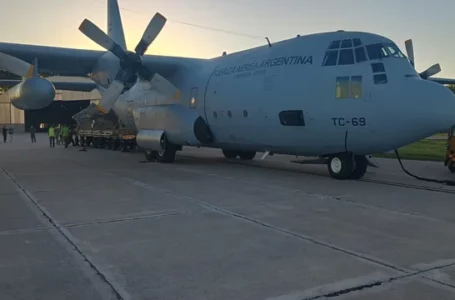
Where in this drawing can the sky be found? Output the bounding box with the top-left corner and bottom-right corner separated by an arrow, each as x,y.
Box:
1,0 -> 455,77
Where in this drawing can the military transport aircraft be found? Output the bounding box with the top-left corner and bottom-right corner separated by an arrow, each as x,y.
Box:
0,0 -> 454,180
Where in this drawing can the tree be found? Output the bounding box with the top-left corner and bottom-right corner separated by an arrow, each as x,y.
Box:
448,84 -> 455,94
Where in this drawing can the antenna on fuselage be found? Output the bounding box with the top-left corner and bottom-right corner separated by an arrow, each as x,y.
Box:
265,37 -> 272,47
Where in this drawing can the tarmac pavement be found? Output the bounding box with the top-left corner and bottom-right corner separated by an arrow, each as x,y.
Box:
1,133 -> 455,299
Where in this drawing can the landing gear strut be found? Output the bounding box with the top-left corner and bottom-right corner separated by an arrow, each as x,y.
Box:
327,153 -> 368,180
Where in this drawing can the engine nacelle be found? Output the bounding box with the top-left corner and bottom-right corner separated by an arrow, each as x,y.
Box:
8,77 -> 56,110
136,129 -> 166,152
134,104 -> 213,146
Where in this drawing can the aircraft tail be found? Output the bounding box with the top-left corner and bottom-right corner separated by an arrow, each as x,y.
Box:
107,0 -> 127,50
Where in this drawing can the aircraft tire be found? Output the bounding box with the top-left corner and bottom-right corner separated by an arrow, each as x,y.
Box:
238,151 -> 256,160
222,150 -> 238,159
327,153 -> 353,180
145,150 -> 157,161
348,155 -> 368,179
155,147 -> 177,163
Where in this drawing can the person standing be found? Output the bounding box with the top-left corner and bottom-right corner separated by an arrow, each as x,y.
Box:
30,126 -> 36,143
2,125 -> 7,143
8,126 -> 14,143
62,125 -> 70,148
48,125 -> 55,148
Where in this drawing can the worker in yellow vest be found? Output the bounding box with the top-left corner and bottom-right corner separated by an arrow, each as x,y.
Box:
48,125 -> 55,148
62,125 -> 70,148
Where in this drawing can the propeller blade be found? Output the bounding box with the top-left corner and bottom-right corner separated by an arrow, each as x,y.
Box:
0,52 -> 34,78
405,39 -> 415,67
79,19 -> 126,59
134,13 -> 167,56
149,73 -> 180,101
420,63 -> 441,79
96,80 -> 124,114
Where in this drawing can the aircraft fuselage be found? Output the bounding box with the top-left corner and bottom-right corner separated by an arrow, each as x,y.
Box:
93,30 -> 455,157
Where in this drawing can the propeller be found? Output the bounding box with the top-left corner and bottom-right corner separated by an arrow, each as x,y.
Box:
0,52 -> 35,78
404,39 -> 441,80
79,12 -> 170,114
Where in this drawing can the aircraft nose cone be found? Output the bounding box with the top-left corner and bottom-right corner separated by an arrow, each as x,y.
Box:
433,83 -> 455,128
417,80 -> 455,131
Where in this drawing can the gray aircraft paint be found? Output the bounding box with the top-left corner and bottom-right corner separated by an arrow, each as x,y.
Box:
0,1 -> 454,157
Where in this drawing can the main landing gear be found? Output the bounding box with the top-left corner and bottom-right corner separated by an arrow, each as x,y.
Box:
222,149 -> 256,160
144,138 -> 180,163
327,153 -> 368,180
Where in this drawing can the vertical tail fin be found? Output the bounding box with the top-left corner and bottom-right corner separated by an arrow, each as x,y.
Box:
107,0 -> 127,50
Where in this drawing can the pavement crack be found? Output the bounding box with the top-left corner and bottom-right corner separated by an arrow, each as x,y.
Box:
122,177 -> 409,274
65,212 -> 183,228
0,165 -> 130,300
0,226 -> 52,236
305,280 -> 384,299
173,165 -> 455,226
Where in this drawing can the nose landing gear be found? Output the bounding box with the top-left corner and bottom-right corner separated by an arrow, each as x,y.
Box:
327,153 -> 368,180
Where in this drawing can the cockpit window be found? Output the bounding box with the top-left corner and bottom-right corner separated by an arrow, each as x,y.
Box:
366,43 -> 389,60
354,47 -> 367,63
384,43 -> 405,58
338,49 -> 354,65
323,38 -> 405,66
323,51 -> 338,66
329,40 -> 341,49
323,38 -> 365,66
353,38 -> 362,47
341,39 -> 353,48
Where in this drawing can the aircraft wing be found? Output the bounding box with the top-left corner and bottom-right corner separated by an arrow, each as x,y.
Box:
0,42 -> 206,83
0,42 -> 103,77
0,79 -> 98,92
428,77 -> 455,85
141,55 -> 206,78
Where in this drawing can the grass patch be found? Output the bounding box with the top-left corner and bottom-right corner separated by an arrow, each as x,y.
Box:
374,139 -> 448,162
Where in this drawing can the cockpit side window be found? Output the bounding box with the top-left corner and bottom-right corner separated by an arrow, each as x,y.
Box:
366,43 -> 389,60
384,43 -> 405,58
354,47 -> 367,63
323,51 -> 338,66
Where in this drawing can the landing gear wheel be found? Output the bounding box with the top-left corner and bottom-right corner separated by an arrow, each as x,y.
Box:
145,150 -> 157,161
238,151 -> 256,160
448,161 -> 455,173
156,147 -> 176,163
154,136 -> 177,163
222,150 -> 238,159
348,155 -> 368,179
327,153 -> 353,180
